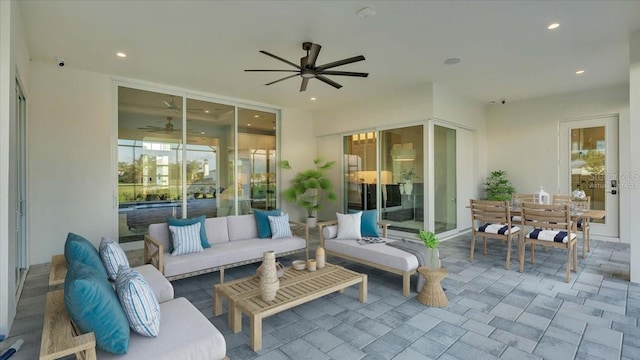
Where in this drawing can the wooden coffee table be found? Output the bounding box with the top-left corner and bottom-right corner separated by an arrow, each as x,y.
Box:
214,263 -> 367,351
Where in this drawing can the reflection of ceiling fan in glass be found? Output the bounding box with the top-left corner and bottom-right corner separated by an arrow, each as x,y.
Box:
138,117 -> 199,134
163,96 -> 204,113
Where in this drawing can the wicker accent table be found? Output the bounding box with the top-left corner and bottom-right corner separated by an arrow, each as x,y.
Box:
214,263 -> 367,351
416,267 -> 448,307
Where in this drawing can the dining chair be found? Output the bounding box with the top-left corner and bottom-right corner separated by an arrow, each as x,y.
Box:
553,194 -> 591,258
519,203 -> 577,282
510,193 -> 537,222
470,199 -> 522,270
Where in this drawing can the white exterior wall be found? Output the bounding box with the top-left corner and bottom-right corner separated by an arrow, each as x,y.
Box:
487,85 -> 630,246
0,0 -> 31,335
630,30 -> 640,283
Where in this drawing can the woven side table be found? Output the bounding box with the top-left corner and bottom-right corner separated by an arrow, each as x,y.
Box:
416,267 -> 448,307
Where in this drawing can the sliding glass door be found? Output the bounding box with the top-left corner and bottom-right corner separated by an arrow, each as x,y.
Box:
117,86 -> 278,243
433,125 -> 456,233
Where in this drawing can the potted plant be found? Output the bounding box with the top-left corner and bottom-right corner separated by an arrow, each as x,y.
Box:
278,158 -> 337,227
484,170 -> 515,201
417,230 -> 440,270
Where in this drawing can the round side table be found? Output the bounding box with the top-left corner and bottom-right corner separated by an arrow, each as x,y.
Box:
416,267 -> 448,307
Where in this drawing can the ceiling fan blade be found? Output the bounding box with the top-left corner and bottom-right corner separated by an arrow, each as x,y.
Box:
259,50 -> 301,69
300,55 -> 308,69
300,78 -> 309,92
265,74 -> 299,86
307,43 -> 321,68
318,70 -> 369,77
316,55 -> 365,71
244,69 -> 299,72
315,75 -> 342,89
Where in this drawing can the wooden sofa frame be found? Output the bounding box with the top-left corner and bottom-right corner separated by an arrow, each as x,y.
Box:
317,220 -> 417,296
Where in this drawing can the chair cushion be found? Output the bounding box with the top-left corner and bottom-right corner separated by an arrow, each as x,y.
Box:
64,232 -> 108,280
64,261 -> 130,354
116,267 -> 161,337
254,209 -> 281,238
322,225 -> 338,240
135,264 -> 174,303
99,237 -> 130,281
166,215 -> 210,253
169,222 -> 204,256
478,223 -> 520,235
336,212 -> 362,239
324,239 -> 419,272
268,213 -> 293,239
526,229 -> 576,243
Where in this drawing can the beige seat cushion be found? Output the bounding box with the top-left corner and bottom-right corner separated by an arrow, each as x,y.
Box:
97,297 -> 226,360
325,239 -> 419,272
135,264 -> 174,303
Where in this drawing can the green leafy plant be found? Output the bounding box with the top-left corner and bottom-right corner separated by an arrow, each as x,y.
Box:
278,158 -> 337,218
484,170 -> 515,201
400,168 -> 418,182
417,230 -> 439,249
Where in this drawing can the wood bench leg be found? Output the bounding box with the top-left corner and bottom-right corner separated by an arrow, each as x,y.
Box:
230,299 -> 241,333
213,285 -> 223,316
219,267 -> 225,284
359,275 -> 368,303
402,272 -> 410,297
250,314 -> 263,352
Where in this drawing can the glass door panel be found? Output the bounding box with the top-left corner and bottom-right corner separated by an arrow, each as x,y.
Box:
237,107 -> 277,215
185,99 -> 234,218
344,132 -> 377,212
380,126 -> 424,232
434,125 -> 457,233
117,87 -> 183,243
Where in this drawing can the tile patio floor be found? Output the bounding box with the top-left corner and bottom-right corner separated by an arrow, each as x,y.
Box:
5,233 -> 638,360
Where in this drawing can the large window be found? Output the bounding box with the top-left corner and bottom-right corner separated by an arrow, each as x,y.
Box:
117,86 -> 277,243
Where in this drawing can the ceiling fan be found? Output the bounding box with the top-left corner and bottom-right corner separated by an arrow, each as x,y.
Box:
138,117 -> 199,134
245,42 -> 368,91
162,96 -> 204,113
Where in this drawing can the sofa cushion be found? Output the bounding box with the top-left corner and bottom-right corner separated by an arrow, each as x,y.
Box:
336,212 -> 362,240
116,267 -> 161,337
254,209 -> 281,238
169,222 -> 204,256
204,217 -> 230,245
167,216 -> 210,253
268,213 -> 293,239
64,261 -> 130,354
64,232 -> 108,280
227,214 -> 258,241
162,237 -> 306,278
97,297 -> 227,360
360,209 -> 380,237
325,239 -> 419,272
135,264 -> 174,303
99,237 -> 130,281
322,225 -> 338,240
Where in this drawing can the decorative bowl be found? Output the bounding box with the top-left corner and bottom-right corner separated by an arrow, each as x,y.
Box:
292,260 -> 306,271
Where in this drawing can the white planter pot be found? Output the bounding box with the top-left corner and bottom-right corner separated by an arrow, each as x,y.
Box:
306,217 -> 317,228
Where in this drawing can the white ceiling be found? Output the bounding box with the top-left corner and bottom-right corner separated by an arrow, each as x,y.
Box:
19,1 -> 640,111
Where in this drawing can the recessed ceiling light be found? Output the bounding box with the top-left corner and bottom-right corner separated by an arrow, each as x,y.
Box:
201,132 -> 205,135
357,7 -> 376,18
254,115 -> 259,118
576,70 -> 585,75
116,52 -> 127,58
444,58 -> 461,65
310,97 -> 316,101
205,110 -> 210,114
547,23 -> 560,30
247,123 -> 252,127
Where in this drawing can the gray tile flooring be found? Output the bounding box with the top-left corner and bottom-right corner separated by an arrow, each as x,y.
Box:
4,233 -> 638,360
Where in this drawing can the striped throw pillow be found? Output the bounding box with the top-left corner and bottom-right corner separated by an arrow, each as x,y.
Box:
99,237 -> 130,281
268,213 -> 293,239
115,267 -> 160,337
169,222 -> 203,256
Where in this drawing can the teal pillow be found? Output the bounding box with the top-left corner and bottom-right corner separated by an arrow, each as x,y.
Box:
64,232 -> 108,279
254,209 -> 281,238
166,215 -> 210,253
64,262 -> 130,354
350,209 -> 379,237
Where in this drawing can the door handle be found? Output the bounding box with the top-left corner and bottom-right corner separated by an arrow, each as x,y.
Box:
606,190 -> 617,195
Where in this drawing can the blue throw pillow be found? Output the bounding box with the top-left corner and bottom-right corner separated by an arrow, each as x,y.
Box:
64,232 -> 108,280
166,215 -> 210,253
64,262 -> 130,354
254,209 -> 281,238
349,209 -> 379,237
